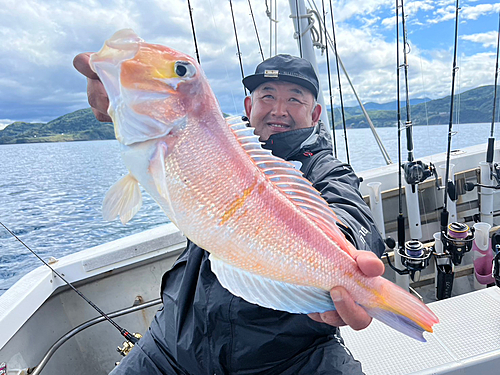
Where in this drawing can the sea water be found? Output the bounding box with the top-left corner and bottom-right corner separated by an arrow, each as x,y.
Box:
1,123 -> 498,293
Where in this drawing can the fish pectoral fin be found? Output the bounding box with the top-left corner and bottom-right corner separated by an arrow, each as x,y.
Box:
102,173 -> 143,224
149,141 -> 169,197
209,255 -> 336,314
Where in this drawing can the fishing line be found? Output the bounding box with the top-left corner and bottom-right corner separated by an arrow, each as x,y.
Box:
228,0 -> 247,97
206,0 -> 239,114
0,221 -> 139,345
247,0 -> 265,61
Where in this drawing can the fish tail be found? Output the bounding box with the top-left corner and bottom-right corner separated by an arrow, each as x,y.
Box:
362,277 -> 439,342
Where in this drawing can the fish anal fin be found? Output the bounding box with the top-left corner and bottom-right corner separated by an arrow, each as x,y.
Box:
209,254 -> 336,313
103,173 -> 142,224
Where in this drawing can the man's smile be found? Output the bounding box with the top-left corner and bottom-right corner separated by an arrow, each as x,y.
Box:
268,122 -> 291,130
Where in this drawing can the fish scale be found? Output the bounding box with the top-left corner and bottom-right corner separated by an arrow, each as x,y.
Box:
92,29 -> 439,342
164,117 -> 341,287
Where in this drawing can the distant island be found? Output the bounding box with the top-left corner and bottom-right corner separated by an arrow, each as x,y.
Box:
0,85 -> 498,144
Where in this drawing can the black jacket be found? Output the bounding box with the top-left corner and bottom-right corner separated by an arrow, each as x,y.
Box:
116,124 -> 384,375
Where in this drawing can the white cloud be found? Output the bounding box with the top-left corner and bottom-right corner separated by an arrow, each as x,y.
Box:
0,0 -> 500,128
461,3 -> 500,20
461,30 -> 498,47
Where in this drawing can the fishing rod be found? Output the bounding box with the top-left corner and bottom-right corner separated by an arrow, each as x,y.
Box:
384,0 -> 432,286
321,0 -> 337,157
186,0 -> 201,65
399,0 -> 436,197
441,0 -> 460,233
484,11 -> 500,192
305,0 -> 392,165
396,0 -> 404,263
435,0 -> 474,300
328,1 -> 349,164
247,0 -> 265,61
488,11 -> 500,165
0,221 -> 140,346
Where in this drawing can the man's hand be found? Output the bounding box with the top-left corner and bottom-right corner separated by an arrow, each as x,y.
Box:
308,250 -> 384,330
73,52 -> 112,123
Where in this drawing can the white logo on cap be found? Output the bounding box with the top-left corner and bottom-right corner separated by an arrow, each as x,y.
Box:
264,70 -> 279,78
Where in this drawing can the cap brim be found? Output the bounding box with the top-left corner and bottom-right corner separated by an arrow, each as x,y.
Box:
242,73 -> 318,99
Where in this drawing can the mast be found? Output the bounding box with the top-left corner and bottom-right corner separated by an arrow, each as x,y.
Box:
288,0 -> 331,131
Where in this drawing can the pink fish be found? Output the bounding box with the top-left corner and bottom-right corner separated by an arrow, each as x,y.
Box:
91,29 -> 438,341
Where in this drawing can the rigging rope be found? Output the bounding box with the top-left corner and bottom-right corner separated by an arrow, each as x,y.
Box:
321,0 -> 337,158
328,0 -> 349,163
228,0 -> 247,96
265,0 -> 278,56
248,0 -> 265,61
186,0 -> 201,64
306,0 -> 391,165
294,0 -> 303,57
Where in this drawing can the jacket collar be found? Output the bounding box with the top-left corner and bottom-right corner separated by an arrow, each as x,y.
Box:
262,122 -> 332,160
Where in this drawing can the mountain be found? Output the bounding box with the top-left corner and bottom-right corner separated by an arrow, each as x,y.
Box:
362,98 -> 431,111
0,109 -> 114,144
328,85 -> 498,129
1,85 -> 498,144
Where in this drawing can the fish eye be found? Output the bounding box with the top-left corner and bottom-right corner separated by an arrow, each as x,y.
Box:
175,61 -> 196,78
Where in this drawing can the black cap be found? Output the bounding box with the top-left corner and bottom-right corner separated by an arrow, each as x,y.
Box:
242,54 -> 319,99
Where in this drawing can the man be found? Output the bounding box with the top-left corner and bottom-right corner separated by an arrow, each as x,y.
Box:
74,52 -> 386,374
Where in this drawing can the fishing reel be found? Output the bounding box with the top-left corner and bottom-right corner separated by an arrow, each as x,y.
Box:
385,240 -> 432,282
117,333 -> 142,357
493,245 -> 500,288
402,160 -> 437,188
441,222 -> 475,265
399,240 -> 433,281
491,232 -> 500,288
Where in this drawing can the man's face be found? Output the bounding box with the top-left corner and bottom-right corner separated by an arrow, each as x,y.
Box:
244,81 -> 322,141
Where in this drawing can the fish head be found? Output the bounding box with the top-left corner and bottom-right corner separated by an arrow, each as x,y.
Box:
90,29 -> 209,146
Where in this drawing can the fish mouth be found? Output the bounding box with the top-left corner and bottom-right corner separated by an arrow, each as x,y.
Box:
90,29 -> 142,103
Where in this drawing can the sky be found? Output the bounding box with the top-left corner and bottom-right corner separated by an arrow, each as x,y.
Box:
1,0 -> 500,129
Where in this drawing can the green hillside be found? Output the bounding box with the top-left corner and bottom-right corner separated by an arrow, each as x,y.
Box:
329,85 -> 498,129
0,109 -> 114,144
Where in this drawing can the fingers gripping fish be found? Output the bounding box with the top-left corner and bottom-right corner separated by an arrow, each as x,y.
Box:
90,29 -> 438,342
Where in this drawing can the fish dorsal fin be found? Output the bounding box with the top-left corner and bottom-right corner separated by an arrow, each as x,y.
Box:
103,173 -> 142,224
210,254 -> 335,313
227,118 -> 351,255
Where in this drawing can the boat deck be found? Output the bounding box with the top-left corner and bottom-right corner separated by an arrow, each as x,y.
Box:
342,287 -> 500,374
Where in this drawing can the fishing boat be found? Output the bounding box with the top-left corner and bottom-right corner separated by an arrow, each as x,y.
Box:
1,1 -> 500,374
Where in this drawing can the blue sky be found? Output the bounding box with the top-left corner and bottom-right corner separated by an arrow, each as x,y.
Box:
1,0 -> 500,129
